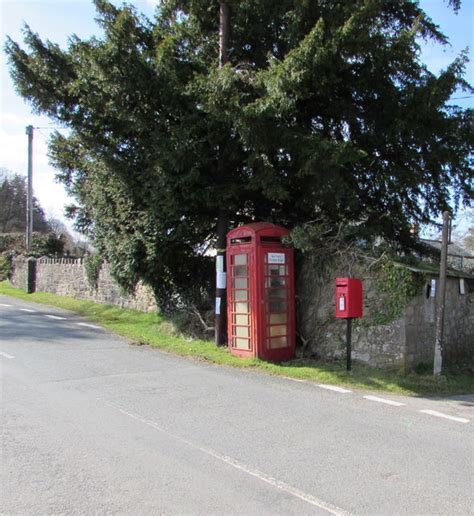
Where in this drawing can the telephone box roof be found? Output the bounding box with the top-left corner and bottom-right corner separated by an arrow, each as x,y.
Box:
227,222 -> 289,238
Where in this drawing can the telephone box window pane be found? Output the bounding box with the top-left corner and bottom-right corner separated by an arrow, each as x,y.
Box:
268,289 -> 286,299
235,326 -> 250,338
269,313 -> 287,324
268,336 -> 288,349
234,254 -> 247,265
235,337 -> 250,350
234,278 -> 248,289
234,290 -> 248,301
234,302 -> 249,313
269,325 -> 287,337
267,277 -> 286,288
233,265 -> 248,277
234,314 -> 249,325
269,301 -> 287,313
268,265 -> 287,276
268,265 -> 281,275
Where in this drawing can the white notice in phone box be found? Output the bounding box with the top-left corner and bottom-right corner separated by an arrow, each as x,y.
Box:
268,253 -> 285,264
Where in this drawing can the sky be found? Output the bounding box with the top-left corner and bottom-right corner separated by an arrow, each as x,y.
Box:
0,0 -> 473,238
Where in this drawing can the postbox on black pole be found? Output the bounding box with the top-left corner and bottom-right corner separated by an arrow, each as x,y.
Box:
335,278 -> 363,371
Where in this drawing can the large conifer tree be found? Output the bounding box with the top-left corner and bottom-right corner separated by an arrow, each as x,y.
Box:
5,0 -> 472,310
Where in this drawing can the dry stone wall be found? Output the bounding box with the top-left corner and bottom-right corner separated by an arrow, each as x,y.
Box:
297,256 -> 473,372
297,260 -> 409,371
10,256 -> 157,313
10,255 -> 472,371
9,256 -> 29,292
404,276 -> 474,369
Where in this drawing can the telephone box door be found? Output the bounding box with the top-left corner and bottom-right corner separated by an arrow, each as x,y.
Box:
261,250 -> 295,360
228,251 -> 253,354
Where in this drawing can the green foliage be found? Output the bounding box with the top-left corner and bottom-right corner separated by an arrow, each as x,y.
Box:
0,233 -> 24,253
0,169 -> 50,233
361,258 -> 425,326
0,255 -> 11,280
5,0 -> 473,312
0,232 -> 65,257
30,233 -> 65,257
84,253 -> 103,289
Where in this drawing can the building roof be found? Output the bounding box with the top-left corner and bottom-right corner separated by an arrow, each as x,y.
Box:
420,239 -> 474,258
394,261 -> 474,279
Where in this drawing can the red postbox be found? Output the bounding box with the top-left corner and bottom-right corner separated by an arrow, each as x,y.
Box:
226,223 -> 295,361
335,278 -> 363,319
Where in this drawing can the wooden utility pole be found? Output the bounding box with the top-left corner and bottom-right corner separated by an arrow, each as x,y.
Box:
26,125 -> 34,253
214,3 -> 230,346
433,210 -> 450,377
215,3 -> 230,346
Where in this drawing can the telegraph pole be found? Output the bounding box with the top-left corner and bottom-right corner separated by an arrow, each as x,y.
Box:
215,2 -> 230,346
433,210 -> 450,377
26,125 -> 34,253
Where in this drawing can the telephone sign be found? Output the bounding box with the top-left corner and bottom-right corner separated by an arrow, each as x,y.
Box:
268,253 -> 285,264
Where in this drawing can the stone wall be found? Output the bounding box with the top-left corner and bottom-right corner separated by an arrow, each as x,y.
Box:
297,259 -> 408,370
10,255 -> 473,371
298,257 -> 474,372
404,275 -> 474,369
10,256 -> 157,313
9,256 -> 29,292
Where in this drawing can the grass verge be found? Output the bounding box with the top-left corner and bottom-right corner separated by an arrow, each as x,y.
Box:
1,281 -> 472,396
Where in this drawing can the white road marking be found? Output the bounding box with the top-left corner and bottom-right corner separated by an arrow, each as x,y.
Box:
101,400 -> 349,515
420,410 -> 470,424
363,395 -> 405,407
77,322 -> 101,330
0,303 -> 12,307
45,315 -> 66,320
20,308 -> 36,313
0,350 -> 14,359
317,384 -> 352,394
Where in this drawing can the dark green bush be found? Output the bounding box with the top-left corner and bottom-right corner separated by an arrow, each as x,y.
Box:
0,255 -> 11,280
84,254 -> 103,289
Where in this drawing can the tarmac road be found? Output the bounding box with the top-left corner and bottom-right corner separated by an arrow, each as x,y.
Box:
1,294 -> 473,515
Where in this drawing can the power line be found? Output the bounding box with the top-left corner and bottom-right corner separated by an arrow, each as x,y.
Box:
450,95 -> 474,100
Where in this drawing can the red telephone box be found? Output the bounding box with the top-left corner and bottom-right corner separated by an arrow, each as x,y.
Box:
226,223 -> 295,361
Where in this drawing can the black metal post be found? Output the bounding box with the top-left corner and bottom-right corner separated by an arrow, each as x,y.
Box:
346,318 -> 352,371
27,257 -> 36,294
215,209 -> 228,346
